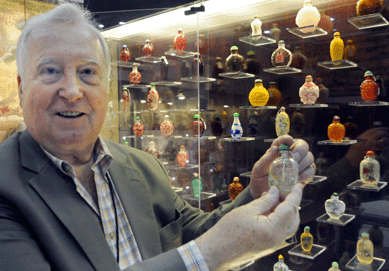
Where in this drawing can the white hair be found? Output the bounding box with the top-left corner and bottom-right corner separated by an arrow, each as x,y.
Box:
16,2 -> 111,82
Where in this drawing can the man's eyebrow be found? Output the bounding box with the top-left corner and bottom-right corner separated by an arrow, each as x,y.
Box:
36,58 -> 103,68
36,58 -> 61,67
81,59 -> 101,66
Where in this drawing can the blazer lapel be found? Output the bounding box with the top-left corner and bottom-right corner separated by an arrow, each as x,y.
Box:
20,131 -> 119,270
107,147 -> 163,260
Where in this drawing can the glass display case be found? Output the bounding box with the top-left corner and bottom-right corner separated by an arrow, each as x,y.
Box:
101,0 -> 389,269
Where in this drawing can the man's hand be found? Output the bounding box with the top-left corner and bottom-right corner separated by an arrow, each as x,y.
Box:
250,135 -> 314,199
196,183 -> 303,271
346,127 -> 389,168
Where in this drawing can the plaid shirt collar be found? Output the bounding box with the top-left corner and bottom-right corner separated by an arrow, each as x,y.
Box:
40,137 -> 113,179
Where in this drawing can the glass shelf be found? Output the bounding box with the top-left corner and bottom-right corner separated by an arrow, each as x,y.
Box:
219,198 -> 233,206
134,56 -> 162,63
164,50 -> 196,58
348,13 -> 389,30
239,105 -> 278,110
316,213 -> 355,226
288,25 -> 328,39
125,134 -> 219,141
220,137 -> 256,142
218,72 -> 255,79
122,84 -> 151,89
317,59 -> 358,70
188,109 -> 216,113
309,175 -> 327,185
152,81 -> 182,87
288,244 -> 326,259
348,101 -> 389,107
289,104 -> 328,108
171,186 -> 183,192
229,260 -> 255,271
264,138 -> 300,143
166,164 -> 199,170
157,108 -> 195,113
180,191 -> 217,201
112,61 -> 139,68
263,66 -> 302,75
239,171 -> 251,178
317,139 -> 357,145
181,76 -> 216,83
346,255 -> 386,271
238,35 -> 276,46
347,180 -> 388,192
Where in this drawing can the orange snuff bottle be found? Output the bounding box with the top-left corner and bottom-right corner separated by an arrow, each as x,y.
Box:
328,116 -> 345,143
360,71 -> 379,101
228,177 -> 244,200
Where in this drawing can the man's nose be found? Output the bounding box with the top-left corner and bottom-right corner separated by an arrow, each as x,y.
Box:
58,74 -> 83,102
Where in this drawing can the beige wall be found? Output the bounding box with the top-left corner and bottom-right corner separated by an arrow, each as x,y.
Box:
0,1 -> 119,143
0,0 -> 57,142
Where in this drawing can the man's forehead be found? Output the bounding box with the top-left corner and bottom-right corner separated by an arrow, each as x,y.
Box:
29,21 -> 97,42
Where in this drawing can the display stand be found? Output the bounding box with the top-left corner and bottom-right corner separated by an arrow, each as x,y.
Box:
152,81 -> 182,87
240,105 -> 278,110
317,59 -> 358,70
263,66 -> 302,75
288,244 -> 326,259
229,260 -> 255,271
347,180 -> 388,192
289,104 -> 328,108
112,61 -> 139,68
348,101 -> 389,107
308,175 -> 327,185
316,213 -> 355,226
348,13 -> 389,30
288,25 -> 328,38
220,137 -> 256,142
346,255 -> 386,271
317,139 -> 357,145
239,35 -> 276,46
264,138 -> 299,143
181,76 -> 216,83
171,186 -> 183,192
181,191 -> 216,201
164,50 -> 196,58
219,198 -> 233,205
134,56 -> 162,63
122,84 -> 151,89
218,72 -> 255,79
166,164 -> 199,170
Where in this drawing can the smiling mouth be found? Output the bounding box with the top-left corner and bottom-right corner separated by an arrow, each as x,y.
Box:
57,111 -> 85,118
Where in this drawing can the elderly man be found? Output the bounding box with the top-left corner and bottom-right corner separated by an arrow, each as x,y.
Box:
0,3 -> 314,271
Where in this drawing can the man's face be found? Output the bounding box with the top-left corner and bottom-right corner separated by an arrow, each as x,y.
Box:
18,22 -> 109,155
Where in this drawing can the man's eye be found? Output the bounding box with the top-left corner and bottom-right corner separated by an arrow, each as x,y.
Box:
81,68 -> 95,75
43,67 -> 59,74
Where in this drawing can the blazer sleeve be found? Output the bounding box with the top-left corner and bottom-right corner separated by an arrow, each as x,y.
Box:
123,248 -> 187,271
152,155 -> 254,243
0,196 -> 51,271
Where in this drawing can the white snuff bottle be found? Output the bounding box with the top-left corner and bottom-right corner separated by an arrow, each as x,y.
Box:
360,150 -> 380,186
251,16 -> 262,37
273,255 -> 289,271
295,0 -> 321,33
325,192 -> 345,220
230,112 -> 243,140
268,144 -> 299,197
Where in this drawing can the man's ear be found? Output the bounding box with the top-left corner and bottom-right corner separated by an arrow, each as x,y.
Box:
17,75 -> 23,106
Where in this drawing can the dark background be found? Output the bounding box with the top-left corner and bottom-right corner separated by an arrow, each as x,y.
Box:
83,0 -> 197,29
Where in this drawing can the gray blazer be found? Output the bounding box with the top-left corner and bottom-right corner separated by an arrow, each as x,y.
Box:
0,130 -> 253,270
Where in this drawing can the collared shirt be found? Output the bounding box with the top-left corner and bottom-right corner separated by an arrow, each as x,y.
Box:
42,138 -> 209,271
